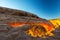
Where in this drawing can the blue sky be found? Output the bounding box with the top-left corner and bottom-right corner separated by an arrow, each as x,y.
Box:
0,0 -> 60,19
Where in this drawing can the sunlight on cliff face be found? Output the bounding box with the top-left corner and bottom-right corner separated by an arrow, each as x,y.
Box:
6,18 -> 60,38
26,22 -> 54,38
49,18 -> 60,28
6,22 -> 26,27
26,18 -> 60,38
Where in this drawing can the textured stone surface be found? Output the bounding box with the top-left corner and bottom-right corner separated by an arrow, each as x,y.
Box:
0,7 -> 59,40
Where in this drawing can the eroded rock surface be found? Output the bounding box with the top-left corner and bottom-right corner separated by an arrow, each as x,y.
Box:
0,7 -> 60,40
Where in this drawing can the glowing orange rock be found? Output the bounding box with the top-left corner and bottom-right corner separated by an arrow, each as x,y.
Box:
6,18 -> 60,38
6,21 -> 55,38
6,22 -> 26,27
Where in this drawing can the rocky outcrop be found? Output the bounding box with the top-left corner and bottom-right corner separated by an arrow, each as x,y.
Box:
0,7 -> 59,40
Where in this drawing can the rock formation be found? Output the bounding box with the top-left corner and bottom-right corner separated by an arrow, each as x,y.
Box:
0,7 -> 59,40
